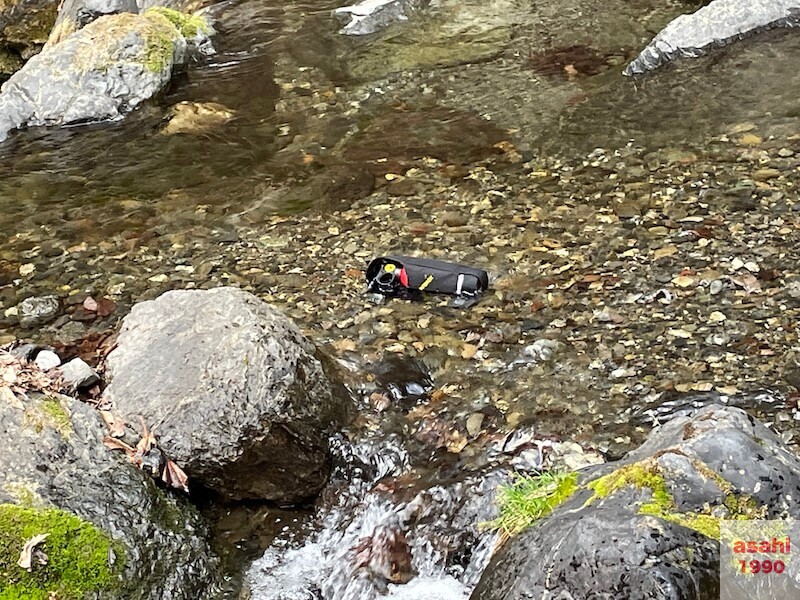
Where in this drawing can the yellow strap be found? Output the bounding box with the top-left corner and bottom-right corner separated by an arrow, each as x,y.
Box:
419,275 -> 434,291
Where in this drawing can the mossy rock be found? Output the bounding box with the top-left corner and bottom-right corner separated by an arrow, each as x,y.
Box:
474,404 -> 800,600
0,392 -> 223,599
22,396 -> 72,438
585,457 -> 765,540
0,504 -> 124,599
144,7 -> 211,40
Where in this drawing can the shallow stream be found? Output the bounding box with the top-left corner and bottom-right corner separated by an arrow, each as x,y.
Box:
2,0 -> 800,597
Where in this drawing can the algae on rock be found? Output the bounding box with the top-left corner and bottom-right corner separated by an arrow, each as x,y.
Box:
145,6 -> 211,39
585,457 -> 766,540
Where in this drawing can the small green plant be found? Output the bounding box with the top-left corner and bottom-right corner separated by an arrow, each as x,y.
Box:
486,471 -> 579,537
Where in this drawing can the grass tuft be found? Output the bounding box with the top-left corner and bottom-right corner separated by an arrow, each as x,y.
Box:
485,471 -> 578,537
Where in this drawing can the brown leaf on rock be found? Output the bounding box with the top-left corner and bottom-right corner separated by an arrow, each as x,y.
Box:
100,410 -> 126,438
162,459 -> 189,493
369,392 -> 391,412
102,436 -> 136,458
461,343 -> 478,359
17,534 -> 49,571
1,386 -> 24,410
136,419 -> 157,455
445,430 -> 469,453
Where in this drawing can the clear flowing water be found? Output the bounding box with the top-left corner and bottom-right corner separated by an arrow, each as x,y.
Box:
1,0 -> 799,255
2,0 -> 800,597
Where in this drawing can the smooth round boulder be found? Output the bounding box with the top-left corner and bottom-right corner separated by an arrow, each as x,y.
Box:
103,287 -> 352,502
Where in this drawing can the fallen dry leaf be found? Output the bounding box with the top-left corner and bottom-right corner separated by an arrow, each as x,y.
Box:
446,430 -> 469,453
730,273 -> 762,294
95,297 -> 117,318
333,339 -> 357,353
461,343 -> 478,359
103,436 -> 136,455
136,418 -> 156,456
100,410 -> 126,438
369,392 -> 391,412
18,533 -> 49,571
162,459 -> 189,493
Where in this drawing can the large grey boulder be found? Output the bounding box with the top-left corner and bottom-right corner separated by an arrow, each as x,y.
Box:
0,391 -> 223,599
103,287 -> 352,502
472,404 -> 800,600
625,0 -> 800,75
0,8 -> 212,142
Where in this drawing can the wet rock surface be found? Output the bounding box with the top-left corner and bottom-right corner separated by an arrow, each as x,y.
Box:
472,403 -> 800,600
626,0 -> 800,75
0,390 -> 224,599
333,0 -> 426,36
103,287 -> 353,502
46,0 -> 139,45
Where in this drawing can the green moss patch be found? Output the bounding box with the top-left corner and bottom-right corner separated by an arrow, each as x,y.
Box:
22,397 -> 72,439
586,457 -> 765,540
140,11 -> 179,74
145,7 -> 210,39
0,504 -> 124,599
486,471 -> 579,536
587,460 -> 672,507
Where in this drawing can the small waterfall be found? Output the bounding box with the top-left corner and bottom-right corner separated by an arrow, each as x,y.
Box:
244,434 -> 508,600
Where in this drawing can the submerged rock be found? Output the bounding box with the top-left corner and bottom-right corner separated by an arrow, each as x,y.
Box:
625,0 -> 800,75
0,8 -> 213,142
333,0 -> 425,36
472,404 -> 800,599
161,100 -> 236,135
17,295 -> 59,328
103,287 -> 352,502
0,392 -> 223,599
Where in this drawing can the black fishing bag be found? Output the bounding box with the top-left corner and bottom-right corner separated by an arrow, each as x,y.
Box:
365,256 -> 489,298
